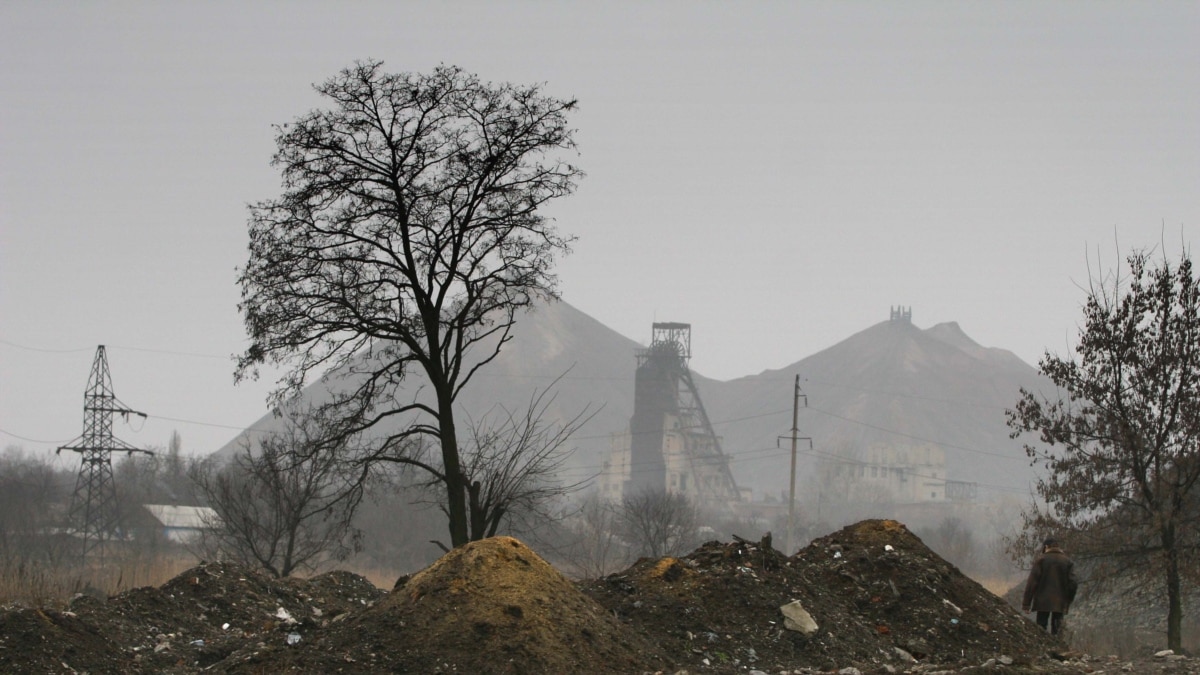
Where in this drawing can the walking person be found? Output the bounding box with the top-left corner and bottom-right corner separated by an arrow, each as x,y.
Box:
1021,537 -> 1078,636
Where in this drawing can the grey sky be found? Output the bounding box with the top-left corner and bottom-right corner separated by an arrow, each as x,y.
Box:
2,2 -> 1196,460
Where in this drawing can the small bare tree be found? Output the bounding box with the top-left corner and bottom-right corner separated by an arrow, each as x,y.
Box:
618,488 -> 699,559
0,447 -> 74,569
189,411 -> 364,577
416,381 -> 595,551
547,492 -> 629,578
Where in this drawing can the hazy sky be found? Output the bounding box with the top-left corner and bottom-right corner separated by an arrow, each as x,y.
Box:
2,2 -> 1196,461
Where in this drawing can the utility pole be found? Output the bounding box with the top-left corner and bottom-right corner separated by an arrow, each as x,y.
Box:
778,375 -> 811,556
58,345 -> 152,561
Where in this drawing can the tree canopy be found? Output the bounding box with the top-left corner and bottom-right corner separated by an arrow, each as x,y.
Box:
236,61 -> 583,548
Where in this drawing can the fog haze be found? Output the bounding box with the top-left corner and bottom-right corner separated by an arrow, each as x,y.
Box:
1,2 -> 1196,462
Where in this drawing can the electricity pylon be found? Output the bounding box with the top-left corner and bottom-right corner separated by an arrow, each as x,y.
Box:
57,345 -> 152,561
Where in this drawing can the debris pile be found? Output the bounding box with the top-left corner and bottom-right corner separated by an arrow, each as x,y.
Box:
2,520 -> 1196,674
0,561 -> 385,675
580,520 -> 1066,673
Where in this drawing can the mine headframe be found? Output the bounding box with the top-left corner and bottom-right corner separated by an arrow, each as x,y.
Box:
628,323 -> 741,507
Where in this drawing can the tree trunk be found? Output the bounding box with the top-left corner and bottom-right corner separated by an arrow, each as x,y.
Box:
467,480 -> 486,541
438,387 -> 469,548
1164,523 -> 1182,651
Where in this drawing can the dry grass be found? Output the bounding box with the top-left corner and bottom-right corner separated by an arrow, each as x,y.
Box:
323,563 -> 396,590
974,573 -> 1023,597
0,554 -> 196,608
1068,619 -> 1200,658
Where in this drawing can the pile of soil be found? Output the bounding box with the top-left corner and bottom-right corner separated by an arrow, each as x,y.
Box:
2,520 -> 1196,674
221,536 -> 669,673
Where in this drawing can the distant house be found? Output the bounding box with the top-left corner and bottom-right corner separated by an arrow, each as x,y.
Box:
142,504 -> 218,543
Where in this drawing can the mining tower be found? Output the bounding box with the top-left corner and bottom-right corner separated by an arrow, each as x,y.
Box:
605,322 -> 742,511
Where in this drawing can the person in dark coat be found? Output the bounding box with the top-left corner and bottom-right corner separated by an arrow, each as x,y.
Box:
1021,537 -> 1078,635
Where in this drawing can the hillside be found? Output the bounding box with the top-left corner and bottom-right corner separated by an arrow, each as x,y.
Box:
707,317 -> 1049,501
219,301 -> 1048,502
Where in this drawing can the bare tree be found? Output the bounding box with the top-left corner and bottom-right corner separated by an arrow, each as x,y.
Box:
542,492 -> 629,579
917,517 -> 977,573
0,447 -> 74,569
189,411 -> 363,577
235,61 -> 583,549
1007,247 -> 1200,651
460,384 -> 594,542
347,466 -> 447,574
618,488 -> 699,559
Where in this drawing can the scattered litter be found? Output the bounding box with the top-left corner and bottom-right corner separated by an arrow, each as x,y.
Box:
274,607 -> 297,624
5,520 -> 1138,674
780,600 -> 819,635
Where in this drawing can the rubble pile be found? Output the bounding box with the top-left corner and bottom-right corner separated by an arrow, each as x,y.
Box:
580,520 -> 1066,673
0,561 -> 386,674
1,520 -> 1196,674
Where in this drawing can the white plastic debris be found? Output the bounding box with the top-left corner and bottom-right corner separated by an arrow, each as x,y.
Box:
222,622 -> 230,630
190,639 -> 205,647
833,551 -> 842,559
287,632 -> 301,646
884,545 -> 894,552
780,600 -> 819,635
275,607 -> 297,625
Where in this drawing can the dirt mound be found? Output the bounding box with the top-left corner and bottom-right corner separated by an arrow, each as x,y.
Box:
221,536 -> 667,674
580,520 -> 1065,673
798,520 -> 1062,666
6,560 -> 386,674
0,606 -> 130,674
3,522 -> 1196,674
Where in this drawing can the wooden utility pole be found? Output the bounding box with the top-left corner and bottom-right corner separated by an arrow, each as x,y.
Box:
780,375 -> 810,556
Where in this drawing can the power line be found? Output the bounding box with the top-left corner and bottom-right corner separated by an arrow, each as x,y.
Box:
0,338 -> 93,354
550,441 -> 1031,496
0,428 -> 74,444
805,404 -> 1024,461
0,337 -> 235,360
2,336 -> 1034,412
145,413 -> 272,433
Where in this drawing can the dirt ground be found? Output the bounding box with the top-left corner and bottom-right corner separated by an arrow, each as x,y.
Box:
1,520 -> 1195,674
